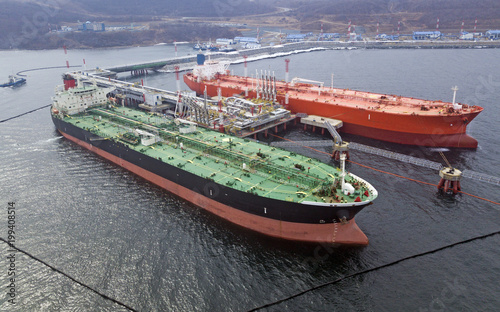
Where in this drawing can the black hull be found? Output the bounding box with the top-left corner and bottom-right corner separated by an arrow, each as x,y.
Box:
51,115 -> 369,225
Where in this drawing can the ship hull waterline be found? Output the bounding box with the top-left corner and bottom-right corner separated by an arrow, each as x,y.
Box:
52,115 -> 370,245
184,74 -> 481,148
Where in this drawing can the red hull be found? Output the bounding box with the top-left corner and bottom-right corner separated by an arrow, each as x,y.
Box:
184,73 -> 483,148
59,130 -> 369,246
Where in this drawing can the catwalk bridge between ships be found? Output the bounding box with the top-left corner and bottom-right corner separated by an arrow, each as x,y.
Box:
271,140 -> 500,186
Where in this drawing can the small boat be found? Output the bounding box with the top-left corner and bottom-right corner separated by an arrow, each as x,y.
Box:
193,42 -> 206,51
1,75 -> 26,87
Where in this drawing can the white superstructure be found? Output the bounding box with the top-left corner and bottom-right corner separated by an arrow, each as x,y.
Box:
192,60 -> 230,82
52,80 -> 115,115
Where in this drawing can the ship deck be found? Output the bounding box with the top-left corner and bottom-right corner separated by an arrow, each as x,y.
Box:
208,75 -> 482,116
59,106 -> 376,205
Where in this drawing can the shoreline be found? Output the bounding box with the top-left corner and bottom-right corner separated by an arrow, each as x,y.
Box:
340,40 -> 500,49
2,39 -> 500,53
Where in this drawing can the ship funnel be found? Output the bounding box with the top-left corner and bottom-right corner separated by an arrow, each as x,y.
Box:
63,74 -> 76,90
197,53 -> 206,65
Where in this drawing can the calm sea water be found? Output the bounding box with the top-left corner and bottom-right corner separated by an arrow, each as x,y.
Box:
1,45 -> 499,311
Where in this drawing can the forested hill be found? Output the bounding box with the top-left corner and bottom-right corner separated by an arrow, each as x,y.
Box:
2,0 -> 500,49
0,0 -> 274,49
79,0 -> 274,17
279,0 -> 500,33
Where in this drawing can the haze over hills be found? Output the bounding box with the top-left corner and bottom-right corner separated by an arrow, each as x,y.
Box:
281,0 -> 500,33
0,0 -> 271,49
80,0 -> 275,17
1,0 -> 499,49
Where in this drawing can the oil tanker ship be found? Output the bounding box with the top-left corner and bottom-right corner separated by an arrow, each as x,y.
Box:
50,76 -> 378,245
183,59 -> 483,148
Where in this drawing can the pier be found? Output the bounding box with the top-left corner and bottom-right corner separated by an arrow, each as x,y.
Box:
101,40 -> 500,77
71,71 -> 294,138
300,115 -> 343,135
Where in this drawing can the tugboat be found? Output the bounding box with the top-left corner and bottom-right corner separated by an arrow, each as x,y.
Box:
1,75 -> 26,87
193,41 -> 206,51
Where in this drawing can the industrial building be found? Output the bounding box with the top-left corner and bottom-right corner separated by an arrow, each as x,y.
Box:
78,21 -> 105,32
376,34 -> 399,41
286,34 -> 308,42
234,37 -> 260,44
319,33 -> 341,40
216,38 -> 236,45
413,31 -> 441,40
459,32 -> 474,40
486,30 -> 500,40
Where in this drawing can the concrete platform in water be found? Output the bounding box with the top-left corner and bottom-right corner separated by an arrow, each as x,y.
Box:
67,71 -> 296,139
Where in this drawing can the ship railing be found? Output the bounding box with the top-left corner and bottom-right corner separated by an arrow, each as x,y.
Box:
461,170 -> 500,185
167,133 -> 324,188
168,134 -> 249,165
91,108 -> 165,135
324,121 -> 342,144
87,108 -> 329,188
250,160 -> 322,188
348,142 -> 443,170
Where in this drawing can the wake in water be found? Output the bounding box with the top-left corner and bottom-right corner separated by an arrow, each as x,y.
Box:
27,136 -> 64,149
46,136 -> 63,142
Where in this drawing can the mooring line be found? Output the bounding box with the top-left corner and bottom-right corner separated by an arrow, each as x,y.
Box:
0,238 -> 138,312
270,134 -> 500,206
0,104 -> 52,123
16,65 -> 81,76
247,230 -> 500,311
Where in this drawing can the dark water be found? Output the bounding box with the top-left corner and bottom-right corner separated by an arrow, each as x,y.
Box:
1,46 -> 499,311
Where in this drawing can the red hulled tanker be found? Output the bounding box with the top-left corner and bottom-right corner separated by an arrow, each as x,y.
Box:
184,60 -> 483,148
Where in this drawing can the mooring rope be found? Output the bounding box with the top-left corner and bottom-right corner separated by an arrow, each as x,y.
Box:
0,104 -> 52,123
270,134 -> 500,206
247,230 -> 500,311
0,238 -> 138,312
16,65 -> 81,76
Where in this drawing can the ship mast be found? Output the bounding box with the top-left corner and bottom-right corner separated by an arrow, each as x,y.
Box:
340,153 -> 347,192
451,86 -> 462,110
340,153 -> 355,195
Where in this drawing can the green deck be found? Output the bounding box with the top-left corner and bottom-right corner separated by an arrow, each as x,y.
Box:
60,105 -> 376,204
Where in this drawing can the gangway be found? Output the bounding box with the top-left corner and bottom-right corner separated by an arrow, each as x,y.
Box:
324,121 -> 342,144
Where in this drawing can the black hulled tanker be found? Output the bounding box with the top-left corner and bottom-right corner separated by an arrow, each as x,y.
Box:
51,76 -> 377,245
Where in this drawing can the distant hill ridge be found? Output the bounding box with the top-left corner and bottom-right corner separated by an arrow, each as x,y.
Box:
1,0 -> 499,49
282,0 -> 500,33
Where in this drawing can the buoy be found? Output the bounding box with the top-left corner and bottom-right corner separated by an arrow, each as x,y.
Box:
333,141 -> 350,160
437,167 -> 462,194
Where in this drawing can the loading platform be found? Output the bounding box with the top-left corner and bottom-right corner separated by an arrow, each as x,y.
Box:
66,71 -> 294,139
300,115 -> 343,135
300,115 -> 343,129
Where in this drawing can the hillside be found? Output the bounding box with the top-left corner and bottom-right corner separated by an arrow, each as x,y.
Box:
274,0 -> 500,33
0,0 -> 273,49
1,0 -> 500,50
